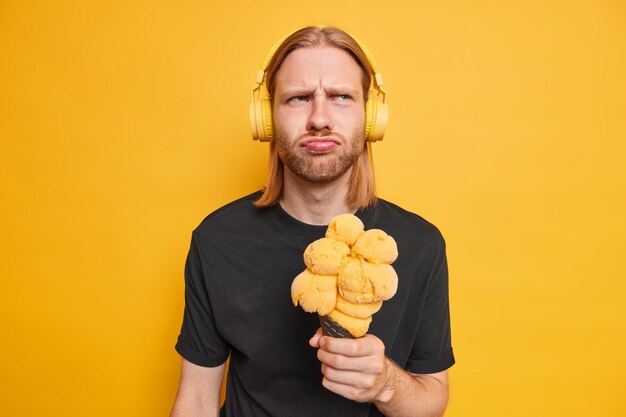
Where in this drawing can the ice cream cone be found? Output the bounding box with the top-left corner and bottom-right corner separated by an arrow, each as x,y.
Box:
293,214 -> 398,340
319,315 -> 355,339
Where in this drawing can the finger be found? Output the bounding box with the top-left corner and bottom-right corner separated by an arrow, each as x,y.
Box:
321,363 -> 378,389
317,349 -> 382,373
309,328 -> 323,348
320,377 -> 370,403
320,334 -> 384,357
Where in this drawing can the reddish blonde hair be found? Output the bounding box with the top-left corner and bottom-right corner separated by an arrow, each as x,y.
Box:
254,26 -> 378,210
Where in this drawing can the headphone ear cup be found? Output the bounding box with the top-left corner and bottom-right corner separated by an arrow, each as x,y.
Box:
370,101 -> 388,142
250,97 -> 274,142
250,100 -> 262,141
364,96 -> 387,142
260,98 -> 273,141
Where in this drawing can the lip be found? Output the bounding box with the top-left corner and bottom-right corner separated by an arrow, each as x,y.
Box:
299,137 -> 341,152
299,137 -> 341,147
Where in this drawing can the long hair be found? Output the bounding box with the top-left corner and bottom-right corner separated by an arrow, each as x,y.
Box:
254,26 -> 378,210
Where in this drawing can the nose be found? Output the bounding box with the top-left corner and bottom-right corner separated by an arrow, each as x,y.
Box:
306,96 -> 333,132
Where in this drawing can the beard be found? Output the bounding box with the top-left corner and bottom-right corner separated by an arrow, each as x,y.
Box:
274,127 -> 365,184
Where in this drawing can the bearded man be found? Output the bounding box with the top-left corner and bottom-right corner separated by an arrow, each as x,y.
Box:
171,26 -> 455,417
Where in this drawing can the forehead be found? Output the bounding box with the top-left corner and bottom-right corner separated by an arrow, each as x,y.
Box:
274,46 -> 364,92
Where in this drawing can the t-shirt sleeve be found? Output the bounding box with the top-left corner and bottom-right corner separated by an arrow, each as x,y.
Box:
175,232 -> 230,367
405,234 -> 455,374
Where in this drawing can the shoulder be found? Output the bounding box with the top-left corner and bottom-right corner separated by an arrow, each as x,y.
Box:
192,191 -> 268,239
364,198 -> 445,250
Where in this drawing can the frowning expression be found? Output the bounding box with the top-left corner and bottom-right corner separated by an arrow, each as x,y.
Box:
272,46 -> 366,183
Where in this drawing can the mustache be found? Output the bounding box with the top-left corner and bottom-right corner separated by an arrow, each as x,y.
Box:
297,129 -> 345,141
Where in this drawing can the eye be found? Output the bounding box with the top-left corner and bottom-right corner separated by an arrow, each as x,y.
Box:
289,96 -> 309,103
333,94 -> 351,101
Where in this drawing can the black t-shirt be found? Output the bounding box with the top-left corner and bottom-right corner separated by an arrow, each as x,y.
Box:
175,192 -> 455,417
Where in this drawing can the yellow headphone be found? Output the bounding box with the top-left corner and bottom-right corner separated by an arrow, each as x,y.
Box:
249,27 -> 388,143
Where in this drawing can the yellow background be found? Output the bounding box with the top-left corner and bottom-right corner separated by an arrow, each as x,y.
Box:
1,0 -> 624,416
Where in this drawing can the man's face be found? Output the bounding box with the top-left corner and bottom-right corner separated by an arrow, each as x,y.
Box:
272,46 -> 366,183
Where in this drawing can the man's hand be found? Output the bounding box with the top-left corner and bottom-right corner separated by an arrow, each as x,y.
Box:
309,329 -> 393,403
310,329 -> 450,417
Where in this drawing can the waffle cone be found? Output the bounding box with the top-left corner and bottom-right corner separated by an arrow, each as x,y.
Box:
319,315 -> 355,338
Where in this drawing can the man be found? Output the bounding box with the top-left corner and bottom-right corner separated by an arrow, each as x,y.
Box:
171,26 -> 454,417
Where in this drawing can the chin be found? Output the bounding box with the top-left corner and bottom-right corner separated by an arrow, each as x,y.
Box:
298,165 -> 350,184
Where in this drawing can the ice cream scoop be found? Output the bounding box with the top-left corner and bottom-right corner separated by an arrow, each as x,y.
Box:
337,257 -> 372,293
303,237 -> 350,275
325,213 -> 365,246
328,309 -> 372,338
335,296 -> 383,319
362,261 -> 398,301
291,270 -> 337,316
352,229 -> 398,264
291,213 -> 399,338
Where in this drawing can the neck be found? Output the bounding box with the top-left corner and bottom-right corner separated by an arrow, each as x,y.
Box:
279,167 -> 354,226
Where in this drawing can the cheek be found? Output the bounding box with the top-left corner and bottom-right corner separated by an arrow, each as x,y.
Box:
273,108 -> 302,133
342,105 -> 366,125
358,112 -> 366,129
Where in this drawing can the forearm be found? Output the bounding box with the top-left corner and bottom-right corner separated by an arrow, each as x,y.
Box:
170,359 -> 224,417
374,360 -> 449,417
170,396 -> 220,417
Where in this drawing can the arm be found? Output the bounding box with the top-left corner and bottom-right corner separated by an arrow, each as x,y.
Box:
375,362 -> 448,417
170,358 -> 225,417
310,331 -> 449,417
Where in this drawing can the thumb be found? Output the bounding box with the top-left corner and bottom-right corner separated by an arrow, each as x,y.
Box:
309,328 -> 323,347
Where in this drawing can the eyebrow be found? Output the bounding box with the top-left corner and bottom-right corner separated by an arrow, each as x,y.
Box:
277,85 -> 362,98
